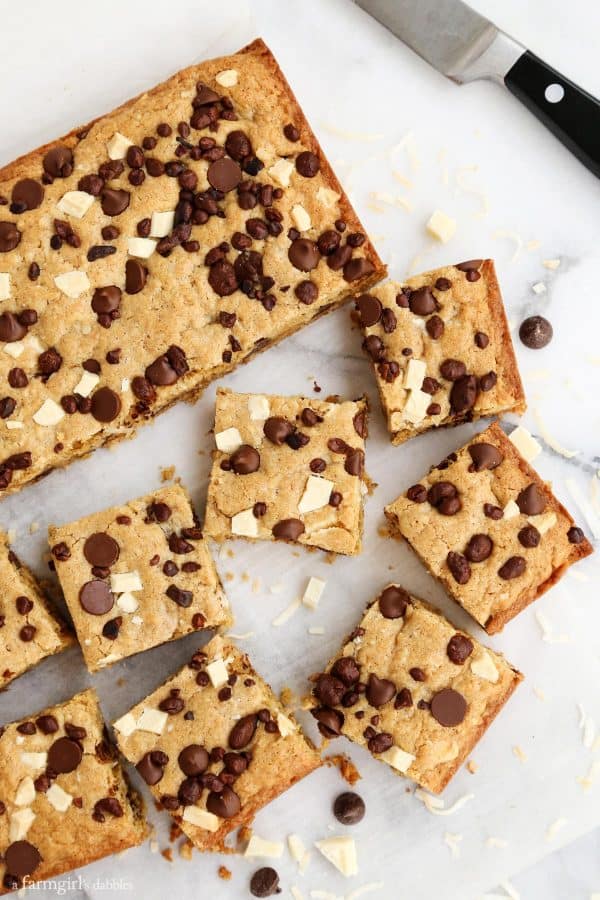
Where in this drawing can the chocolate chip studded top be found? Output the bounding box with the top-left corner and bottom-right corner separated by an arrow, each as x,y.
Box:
0,40 -> 384,499
356,261 -> 525,445
309,586 -> 522,794
113,635 -> 319,853
0,530 -> 71,690
204,387 -> 369,556
48,484 -> 230,672
0,688 -> 147,890
385,422 -> 593,634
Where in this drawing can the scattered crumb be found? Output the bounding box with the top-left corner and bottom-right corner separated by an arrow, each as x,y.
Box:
169,822 -> 182,842
241,571 -> 250,582
280,686 -> 295,708
324,753 -> 361,785
443,831 -> 462,858
160,465 -> 176,482
161,848 -> 173,863
225,572 -> 235,582
313,381 -> 322,393
543,258 -> 560,269
218,865 -> 232,880
533,409 -> 579,458
29,521 -> 39,535
251,578 -> 261,593
466,759 -> 478,774
116,677 -> 126,687
531,281 -> 546,295
308,626 -> 325,635
545,817 -> 568,841
533,687 -> 546,701
526,239 -> 541,251
513,745 -> 527,763
272,596 -> 302,627
179,839 -> 193,860
149,840 -> 159,854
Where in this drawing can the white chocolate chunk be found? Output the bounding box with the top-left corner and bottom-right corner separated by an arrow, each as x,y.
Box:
288,833 -> 308,865
245,834 -> 284,859
215,427 -> 243,453
14,776 -> 36,807
379,745 -> 415,773
9,808 -> 35,842
503,500 -> 521,520
315,836 -> 358,877
291,204 -> 312,231
54,270 -> 90,298
110,571 -> 142,593
509,426 -> 542,462
97,652 -> 120,668
276,712 -> 297,737
182,806 -> 220,831
117,591 -> 139,613
302,576 -> 325,610
150,210 -> 175,238
56,190 -> 95,219
20,752 -> 47,770
137,708 -> 168,735
107,131 -> 134,160
298,475 -> 334,514
471,651 -> 499,683
231,508 -> 259,538
131,615 -> 143,626
46,783 -> 73,812
26,334 -> 45,354
268,158 -> 295,188
73,370 -> 100,398
404,358 -> 426,391
6,421 -> 23,430
33,398 -> 64,427
113,712 -> 137,737
206,657 -> 229,689
3,341 -> 24,358
247,395 -> 270,420
402,388 -> 430,423
0,273 -> 10,301
316,186 -> 341,208
127,237 -> 156,259
426,209 -> 456,243
532,281 -> 546,295
530,511 -> 557,534
216,69 -> 238,87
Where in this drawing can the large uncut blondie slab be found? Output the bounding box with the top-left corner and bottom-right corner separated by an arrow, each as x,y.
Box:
114,635 -> 320,851
0,689 -> 147,893
203,387 -> 369,555
0,39 -> 384,497
48,484 -> 231,672
385,423 -> 593,633
309,585 -> 522,793
356,260 -> 525,444
0,532 -> 71,690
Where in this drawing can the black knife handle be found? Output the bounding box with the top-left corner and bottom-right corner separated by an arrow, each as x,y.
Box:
505,50 -> 600,178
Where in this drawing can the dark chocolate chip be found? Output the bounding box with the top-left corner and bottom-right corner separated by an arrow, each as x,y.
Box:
498,556 -> 526,579
468,442 -> 503,472
465,533 -> 493,562
519,316 -> 553,350
447,634 -> 473,665
447,551 -> 471,584
430,688 -> 467,727
516,483 -> 546,516
378,585 -> 409,618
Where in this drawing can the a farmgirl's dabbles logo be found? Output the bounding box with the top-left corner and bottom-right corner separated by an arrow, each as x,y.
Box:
23,873 -> 133,894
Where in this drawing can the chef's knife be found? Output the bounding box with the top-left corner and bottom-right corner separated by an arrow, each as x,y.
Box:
354,0 -> 600,178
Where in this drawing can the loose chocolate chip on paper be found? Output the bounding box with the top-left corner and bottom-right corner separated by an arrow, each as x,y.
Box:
250,867 -> 280,898
333,792 -> 365,825
519,315 -> 553,349
447,634 -> 473,665
430,688 -> 467,727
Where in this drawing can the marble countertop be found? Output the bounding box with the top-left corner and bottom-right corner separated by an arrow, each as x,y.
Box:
1,0 -> 599,897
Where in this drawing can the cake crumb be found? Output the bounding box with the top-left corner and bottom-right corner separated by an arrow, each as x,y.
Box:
466,759 -> 478,774
161,848 -> 173,863
179,839 -> 194,860
218,865 -> 232,880
325,753 -> 361,785
160,465 -> 176,482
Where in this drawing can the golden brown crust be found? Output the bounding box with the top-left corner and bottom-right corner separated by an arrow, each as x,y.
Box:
482,262 -> 526,418
0,38 -> 386,498
385,421 -> 594,633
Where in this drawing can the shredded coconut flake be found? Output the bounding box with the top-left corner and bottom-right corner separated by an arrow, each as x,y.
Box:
493,229 -> 523,262
414,789 -> 474,816
565,478 -> 600,539
272,597 -> 302,627
227,631 -> 255,640
543,258 -> 561,269
535,609 -> 571,644
532,410 -> 579,458
545,817 -> 568,841
443,832 -> 462,858
346,883 -> 385,900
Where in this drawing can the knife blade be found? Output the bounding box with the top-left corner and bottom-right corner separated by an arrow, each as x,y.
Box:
354,0 -> 600,178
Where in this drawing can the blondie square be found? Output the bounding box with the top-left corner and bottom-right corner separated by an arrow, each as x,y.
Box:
0,532 -> 71,690
114,635 -> 320,851
203,387 -> 369,555
48,484 -> 231,671
0,689 -> 147,893
385,423 -> 593,632
356,260 -> 525,444
309,585 -> 522,793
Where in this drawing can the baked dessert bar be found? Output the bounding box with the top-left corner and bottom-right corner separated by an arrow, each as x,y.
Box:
0,38 -> 385,498
385,423 -> 593,632
48,484 -> 231,672
0,531 -> 71,690
203,387 -> 369,555
114,635 -> 320,851
0,688 -> 147,893
356,260 -> 525,444
309,585 -> 522,793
